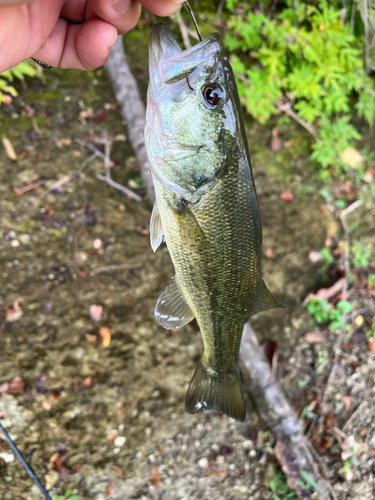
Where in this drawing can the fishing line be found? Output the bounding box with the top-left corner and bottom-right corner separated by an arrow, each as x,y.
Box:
0,421 -> 53,500
184,1 -> 202,42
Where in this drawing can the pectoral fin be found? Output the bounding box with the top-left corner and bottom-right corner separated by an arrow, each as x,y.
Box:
155,276 -> 194,329
150,203 -> 163,253
252,279 -> 284,316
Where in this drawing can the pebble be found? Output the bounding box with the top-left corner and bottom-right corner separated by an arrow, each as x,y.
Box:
0,452 -> 14,463
11,239 -> 20,247
242,439 -> 254,450
114,436 -> 126,447
198,457 -> 208,469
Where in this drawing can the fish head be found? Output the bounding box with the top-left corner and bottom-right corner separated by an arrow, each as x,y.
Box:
146,24 -> 241,199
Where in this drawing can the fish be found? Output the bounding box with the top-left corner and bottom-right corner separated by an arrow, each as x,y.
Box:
145,23 -> 282,422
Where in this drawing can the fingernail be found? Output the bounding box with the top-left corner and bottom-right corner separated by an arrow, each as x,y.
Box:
112,0 -> 131,14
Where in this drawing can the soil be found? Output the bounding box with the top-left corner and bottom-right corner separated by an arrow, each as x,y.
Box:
0,30 -> 374,500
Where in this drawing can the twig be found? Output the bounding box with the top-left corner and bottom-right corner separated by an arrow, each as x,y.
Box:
342,398 -> 367,431
319,200 -> 364,414
277,101 -> 318,139
350,1 -> 357,33
267,0 -> 280,18
216,0 -> 226,22
76,135 -> 142,202
234,72 -> 318,140
96,174 -> 142,202
0,422 -> 52,500
89,263 -> 142,276
74,138 -> 106,162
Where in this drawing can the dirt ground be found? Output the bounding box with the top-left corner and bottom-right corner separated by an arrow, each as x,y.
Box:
0,40 -> 375,500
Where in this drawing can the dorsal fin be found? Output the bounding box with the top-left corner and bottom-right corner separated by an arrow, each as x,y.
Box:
150,203 -> 163,253
155,276 -> 194,329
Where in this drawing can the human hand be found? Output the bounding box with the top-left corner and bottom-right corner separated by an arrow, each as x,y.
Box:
0,0 -> 184,73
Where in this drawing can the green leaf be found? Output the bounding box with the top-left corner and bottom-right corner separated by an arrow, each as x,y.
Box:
336,300 -> 352,313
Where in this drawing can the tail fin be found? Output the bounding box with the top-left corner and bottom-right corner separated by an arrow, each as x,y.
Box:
185,362 -> 246,422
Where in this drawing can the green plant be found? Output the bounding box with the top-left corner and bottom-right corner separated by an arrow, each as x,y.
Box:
224,0 -> 375,177
305,298 -> 351,331
52,491 -> 79,500
352,240 -> 370,267
270,470 -> 298,500
0,61 -> 37,104
368,274 -> 375,288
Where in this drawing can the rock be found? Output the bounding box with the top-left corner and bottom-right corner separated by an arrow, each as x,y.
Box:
0,395 -> 33,439
0,452 -> 14,463
114,436 -> 126,447
198,457 -> 208,469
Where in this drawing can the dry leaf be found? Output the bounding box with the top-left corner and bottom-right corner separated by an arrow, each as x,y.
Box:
367,338 -> 375,352
77,109 -> 94,122
56,138 -> 72,149
341,148 -> 363,167
105,480 -> 115,498
354,315 -> 364,327
279,191 -> 293,203
363,168 -> 373,183
304,332 -> 325,343
341,396 -> 351,408
89,304 -> 103,322
265,248 -> 274,259
13,183 -> 38,196
150,468 -> 160,486
6,298 -> 23,322
303,277 -> 345,304
1,135 -> 17,161
308,251 -> 321,263
42,400 -> 51,411
111,465 -> 123,477
85,334 -> 97,343
99,327 -> 111,347
7,376 -> 25,395
271,128 -> 282,152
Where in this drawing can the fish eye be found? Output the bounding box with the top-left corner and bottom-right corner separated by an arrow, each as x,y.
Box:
202,84 -> 222,106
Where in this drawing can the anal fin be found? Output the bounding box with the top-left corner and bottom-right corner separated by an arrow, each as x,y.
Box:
155,276 -> 194,329
185,362 -> 246,422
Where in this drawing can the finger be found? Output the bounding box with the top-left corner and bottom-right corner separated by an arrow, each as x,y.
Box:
85,0 -> 142,35
139,0 -> 185,16
32,17 -> 117,70
60,0 -> 87,23
0,0 -> 37,6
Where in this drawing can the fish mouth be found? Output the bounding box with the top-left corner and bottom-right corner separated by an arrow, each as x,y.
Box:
150,23 -> 181,63
149,23 -> 222,86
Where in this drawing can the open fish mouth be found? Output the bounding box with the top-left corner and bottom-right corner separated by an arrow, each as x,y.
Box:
149,23 -> 222,87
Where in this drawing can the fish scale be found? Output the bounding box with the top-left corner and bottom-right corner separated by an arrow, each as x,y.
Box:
145,24 -> 282,421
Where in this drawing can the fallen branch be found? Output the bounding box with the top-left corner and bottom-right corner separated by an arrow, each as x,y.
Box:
104,37 -> 155,204
89,263 -> 142,276
240,324 -> 331,500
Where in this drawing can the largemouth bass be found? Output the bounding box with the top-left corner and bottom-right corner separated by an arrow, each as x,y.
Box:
145,24 -> 282,422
